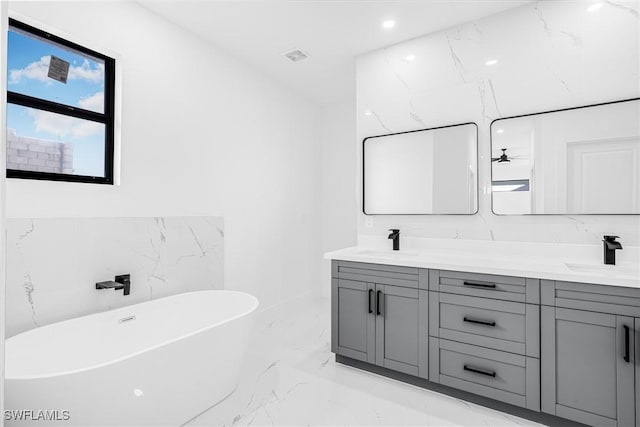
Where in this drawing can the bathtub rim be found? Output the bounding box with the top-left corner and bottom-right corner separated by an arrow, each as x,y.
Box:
5,290 -> 259,380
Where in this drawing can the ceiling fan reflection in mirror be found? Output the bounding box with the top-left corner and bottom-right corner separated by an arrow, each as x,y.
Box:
491,148 -> 527,163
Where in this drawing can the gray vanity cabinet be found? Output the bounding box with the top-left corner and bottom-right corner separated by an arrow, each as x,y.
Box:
333,278 -> 376,363
429,337 -> 540,411
428,269 -> 541,412
375,284 -> 421,376
331,260 -> 640,427
541,281 -> 640,427
541,307 -> 635,427
331,261 -> 428,378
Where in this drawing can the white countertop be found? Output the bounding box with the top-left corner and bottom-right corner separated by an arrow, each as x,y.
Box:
324,239 -> 640,289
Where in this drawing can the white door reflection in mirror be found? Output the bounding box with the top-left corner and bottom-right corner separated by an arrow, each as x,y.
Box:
491,98 -> 640,215
364,123 -> 478,215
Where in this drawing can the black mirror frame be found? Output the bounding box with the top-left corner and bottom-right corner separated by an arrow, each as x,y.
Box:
490,97 -> 640,216
362,122 -> 479,216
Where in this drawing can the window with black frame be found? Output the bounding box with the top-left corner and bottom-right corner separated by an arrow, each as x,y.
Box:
6,18 -> 115,184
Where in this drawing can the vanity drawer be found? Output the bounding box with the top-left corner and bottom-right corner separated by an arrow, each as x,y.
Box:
429,293 -> 539,357
541,280 -> 640,316
429,270 -> 539,304
333,260 -> 421,289
429,338 -> 540,411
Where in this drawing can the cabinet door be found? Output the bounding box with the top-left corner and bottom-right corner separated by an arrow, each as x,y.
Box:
541,306 -> 635,427
332,278 -> 375,363
375,284 -> 420,376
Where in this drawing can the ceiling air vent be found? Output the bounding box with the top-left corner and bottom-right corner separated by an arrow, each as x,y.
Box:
283,49 -> 309,63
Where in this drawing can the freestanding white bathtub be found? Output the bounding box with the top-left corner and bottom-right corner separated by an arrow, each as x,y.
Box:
5,290 -> 259,426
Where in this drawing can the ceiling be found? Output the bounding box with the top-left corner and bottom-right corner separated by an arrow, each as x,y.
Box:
141,0 -> 530,107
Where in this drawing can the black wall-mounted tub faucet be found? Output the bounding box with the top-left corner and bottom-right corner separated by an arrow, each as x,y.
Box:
388,229 -> 400,251
96,274 -> 131,295
603,236 -> 622,265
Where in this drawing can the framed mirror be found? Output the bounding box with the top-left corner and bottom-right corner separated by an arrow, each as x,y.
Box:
363,123 -> 478,215
491,98 -> 640,215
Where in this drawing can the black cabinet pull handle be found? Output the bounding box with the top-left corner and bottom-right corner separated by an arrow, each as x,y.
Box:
377,290 -> 382,316
464,317 -> 496,327
464,365 -> 496,378
623,325 -> 630,363
463,281 -> 496,289
368,289 -> 373,314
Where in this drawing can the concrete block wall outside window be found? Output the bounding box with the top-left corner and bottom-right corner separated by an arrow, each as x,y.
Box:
6,129 -> 73,174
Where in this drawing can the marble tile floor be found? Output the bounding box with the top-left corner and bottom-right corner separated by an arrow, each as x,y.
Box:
184,295 -> 543,427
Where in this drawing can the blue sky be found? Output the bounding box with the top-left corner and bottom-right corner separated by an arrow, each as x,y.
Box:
6,28 -> 107,177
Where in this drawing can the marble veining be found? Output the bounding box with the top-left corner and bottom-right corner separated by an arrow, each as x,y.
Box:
534,2 -> 583,46
5,216 -> 224,337
183,296 -> 542,427
357,0 -> 640,246
446,33 -> 467,84
603,0 -> 640,19
370,110 -> 391,133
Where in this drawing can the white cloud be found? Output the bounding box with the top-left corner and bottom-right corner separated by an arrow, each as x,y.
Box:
69,59 -> 104,83
9,56 -> 104,85
27,109 -> 103,140
9,56 -> 50,84
78,91 -> 104,113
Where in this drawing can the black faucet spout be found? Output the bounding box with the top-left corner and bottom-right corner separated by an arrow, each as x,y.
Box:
96,274 -> 131,295
388,229 -> 400,251
603,236 -> 622,265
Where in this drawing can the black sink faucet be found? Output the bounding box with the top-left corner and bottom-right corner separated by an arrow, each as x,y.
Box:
388,229 -> 400,251
96,274 -> 131,295
603,236 -> 622,265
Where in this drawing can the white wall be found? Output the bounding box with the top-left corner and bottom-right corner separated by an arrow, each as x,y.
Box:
0,0 -> 7,424
357,1 -> 640,246
6,1 -> 321,309
320,100 -> 357,297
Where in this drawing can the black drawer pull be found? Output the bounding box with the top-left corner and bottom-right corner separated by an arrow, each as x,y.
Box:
376,290 -> 382,316
463,281 -> 496,289
464,365 -> 496,378
623,325 -> 630,363
464,317 -> 496,327
368,289 -> 373,314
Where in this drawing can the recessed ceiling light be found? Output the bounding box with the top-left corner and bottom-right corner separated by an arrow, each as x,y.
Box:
485,59 -> 498,66
587,2 -> 603,12
364,109 -> 373,116
405,54 -> 416,62
382,20 -> 395,30
496,129 -> 505,134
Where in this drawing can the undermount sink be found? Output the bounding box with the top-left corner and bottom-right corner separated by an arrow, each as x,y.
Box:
355,248 -> 420,258
564,262 -> 640,279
